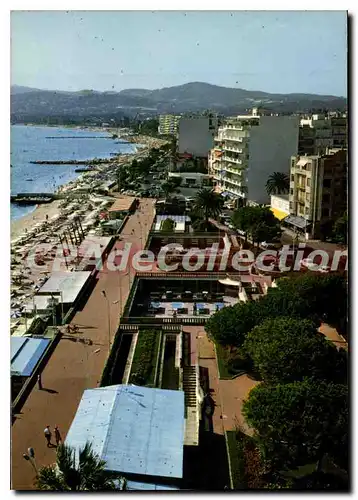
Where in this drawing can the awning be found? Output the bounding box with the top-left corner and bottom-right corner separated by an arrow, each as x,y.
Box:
219,278 -> 242,287
271,207 -> 289,221
282,215 -> 307,229
297,159 -> 308,167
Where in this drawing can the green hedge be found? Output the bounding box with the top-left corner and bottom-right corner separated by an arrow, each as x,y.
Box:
226,431 -> 247,489
215,343 -> 249,380
129,330 -> 161,386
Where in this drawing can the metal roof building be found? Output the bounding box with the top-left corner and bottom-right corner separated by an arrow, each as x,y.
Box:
36,271 -> 92,304
65,385 -> 185,483
25,271 -> 92,313
11,337 -> 50,377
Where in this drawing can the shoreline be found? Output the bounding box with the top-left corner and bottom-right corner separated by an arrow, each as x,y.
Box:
11,200 -> 62,242
11,127 -> 167,239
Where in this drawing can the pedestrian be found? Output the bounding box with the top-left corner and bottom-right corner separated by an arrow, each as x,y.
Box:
54,425 -> 62,446
37,373 -> 42,390
44,425 -> 52,447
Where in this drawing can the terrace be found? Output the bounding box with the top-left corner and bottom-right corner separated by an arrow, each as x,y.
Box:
127,278 -> 241,322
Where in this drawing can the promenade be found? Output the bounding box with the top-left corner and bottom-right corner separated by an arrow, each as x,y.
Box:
11,199 -> 155,490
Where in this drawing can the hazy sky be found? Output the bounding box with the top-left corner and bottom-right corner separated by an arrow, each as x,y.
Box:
11,11 -> 347,96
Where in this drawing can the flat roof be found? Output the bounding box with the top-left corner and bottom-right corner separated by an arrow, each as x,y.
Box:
65,385 -> 185,479
11,337 -> 50,377
36,271 -> 92,304
108,197 -> 135,212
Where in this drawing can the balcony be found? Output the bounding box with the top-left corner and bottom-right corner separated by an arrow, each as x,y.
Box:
222,156 -> 243,165
226,124 -> 244,131
224,177 -> 241,187
223,145 -> 244,154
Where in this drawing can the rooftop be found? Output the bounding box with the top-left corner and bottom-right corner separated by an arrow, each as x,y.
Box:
65,385 -> 185,480
108,197 -> 136,212
11,337 -> 50,377
36,271 -> 92,304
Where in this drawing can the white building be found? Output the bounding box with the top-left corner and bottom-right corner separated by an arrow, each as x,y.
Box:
270,194 -> 290,221
209,109 -> 299,205
178,116 -> 218,158
299,113 -> 347,155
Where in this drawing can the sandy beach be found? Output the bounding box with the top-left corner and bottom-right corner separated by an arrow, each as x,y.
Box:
11,200 -> 62,242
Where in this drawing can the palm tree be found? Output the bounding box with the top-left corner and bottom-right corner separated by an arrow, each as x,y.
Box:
36,442 -> 126,491
194,188 -> 224,222
161,180 -> 179,199
266,172 -> 290,195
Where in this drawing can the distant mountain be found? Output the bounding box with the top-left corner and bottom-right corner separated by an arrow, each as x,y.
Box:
11,85 -> 45,95
11,82 -> 347,122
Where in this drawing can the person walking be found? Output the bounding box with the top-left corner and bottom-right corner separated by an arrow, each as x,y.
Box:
44,425 -> 52,447
54,425 -> 62,446
37,374 -> 42,390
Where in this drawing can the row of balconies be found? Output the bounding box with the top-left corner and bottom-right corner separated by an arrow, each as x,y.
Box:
222,156 -> 243,165
224,177 -> 242,187
222,145 -> 244,154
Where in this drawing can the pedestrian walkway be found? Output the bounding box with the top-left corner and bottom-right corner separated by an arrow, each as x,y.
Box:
11,199 -> 155,490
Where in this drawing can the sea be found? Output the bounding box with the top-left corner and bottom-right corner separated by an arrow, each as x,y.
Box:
11,125 -> 137,221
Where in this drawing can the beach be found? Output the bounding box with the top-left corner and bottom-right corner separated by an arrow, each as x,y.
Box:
10,130 -> 168,244
11,200 -> 62,242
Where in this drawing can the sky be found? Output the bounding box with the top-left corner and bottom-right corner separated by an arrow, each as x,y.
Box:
11,10 -> 347,96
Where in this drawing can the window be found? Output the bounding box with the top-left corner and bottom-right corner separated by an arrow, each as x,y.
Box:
323,179 -> 331,188
305,207 -> 310,215
322,208 -> 330,217
290,188 -> 294,195
322,194 -> 331,203
289,202 -> 294,210
306,163 -> 311,171
307,178 -> 311,187
306,193 -> 310,201
291,174 -> 294,182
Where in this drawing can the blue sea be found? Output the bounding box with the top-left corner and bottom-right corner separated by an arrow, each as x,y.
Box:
11,125 -> 136,220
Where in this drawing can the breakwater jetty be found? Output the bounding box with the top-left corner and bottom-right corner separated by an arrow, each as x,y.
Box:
45,136 -> 113,139
30,158 -> 111,165
11,193 -> 56,205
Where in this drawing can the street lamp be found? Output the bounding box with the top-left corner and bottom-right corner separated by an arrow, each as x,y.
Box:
101,290 -> 111,353
23,447 -> 38,476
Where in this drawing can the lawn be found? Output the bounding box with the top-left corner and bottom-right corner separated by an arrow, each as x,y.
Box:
128,329 -> 161,387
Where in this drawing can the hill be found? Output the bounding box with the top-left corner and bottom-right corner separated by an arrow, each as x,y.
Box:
11,82 -> 347,123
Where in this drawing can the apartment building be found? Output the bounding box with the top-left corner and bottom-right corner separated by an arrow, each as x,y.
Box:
289,149 -> 347,238
299,113 -> 347,155
178,116 -> 218,158
209,108 -> 299,205
158,114 -> 180,136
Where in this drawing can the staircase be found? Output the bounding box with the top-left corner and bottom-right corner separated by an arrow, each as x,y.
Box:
183,366 -> 197,407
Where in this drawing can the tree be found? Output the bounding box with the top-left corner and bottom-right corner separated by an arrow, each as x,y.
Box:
116,168 -> 129,191
205,302 -> 259,348
333,212 -> 348,245
243,317 -> 347,384
37,442 -> 126,491
275,274 -> 348,328
161,218 -> 175,232
193,188 -> 224,222
161,180 -> 179,199
231,206 -> 281,245
243,379 -> 348,472
266,172 -> 290,195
